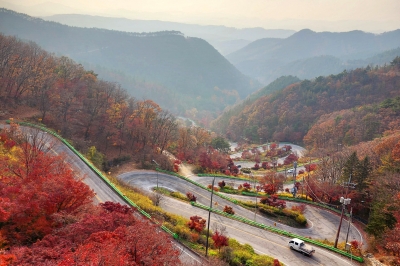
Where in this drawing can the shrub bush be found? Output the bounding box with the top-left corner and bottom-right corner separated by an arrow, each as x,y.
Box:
186,192 -> 197,202
291,204 -> 306,214
295,214 -> 307,225
223,205 -> 235,215
170,191 -> 188,201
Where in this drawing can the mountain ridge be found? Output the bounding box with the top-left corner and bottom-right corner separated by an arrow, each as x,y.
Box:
0,8 -> 260,120
227,28 -> 400,84
42,13 -> 296,55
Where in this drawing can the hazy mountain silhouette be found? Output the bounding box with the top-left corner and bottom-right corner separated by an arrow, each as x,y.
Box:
0,8 -> 261,117
227,28 -> 400,84
42,14 -> 295,55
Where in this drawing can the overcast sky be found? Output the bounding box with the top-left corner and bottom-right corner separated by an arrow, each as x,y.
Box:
4,0 -> 400,32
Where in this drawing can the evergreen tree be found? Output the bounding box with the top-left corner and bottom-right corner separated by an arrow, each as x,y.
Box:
211,136 -> 230,154
356,156 -> 372,192
366,197 -> 397,238
341,152 -> 359,184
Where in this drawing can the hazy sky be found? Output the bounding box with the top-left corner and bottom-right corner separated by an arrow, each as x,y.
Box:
4,0 -> 400,32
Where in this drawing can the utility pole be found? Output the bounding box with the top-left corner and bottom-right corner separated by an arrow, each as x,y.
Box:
334,174 -> 352,248
205,176 -> 216,257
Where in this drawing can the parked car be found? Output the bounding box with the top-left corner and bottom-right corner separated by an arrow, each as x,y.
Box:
287,169 -> 294,173
288,238 -> 315,256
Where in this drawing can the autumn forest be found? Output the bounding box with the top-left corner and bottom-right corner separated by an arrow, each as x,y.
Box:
1,13 -> 400,265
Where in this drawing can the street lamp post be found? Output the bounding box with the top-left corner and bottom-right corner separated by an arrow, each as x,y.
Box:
345,207 -> 353,244
152,160 -> 159,189
205,176 -> 216,257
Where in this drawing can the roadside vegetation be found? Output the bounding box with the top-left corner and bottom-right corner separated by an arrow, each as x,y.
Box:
0,126 -> 181,265
106,174 -> 283,265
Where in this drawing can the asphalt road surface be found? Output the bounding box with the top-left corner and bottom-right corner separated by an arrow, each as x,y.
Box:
119,171 -> 361,266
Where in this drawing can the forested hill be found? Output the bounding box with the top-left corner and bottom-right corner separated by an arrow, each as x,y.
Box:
210,75 -> 300,136
213,59 -> 400,145
227,28 -> 400,85
0,8 -> 259,119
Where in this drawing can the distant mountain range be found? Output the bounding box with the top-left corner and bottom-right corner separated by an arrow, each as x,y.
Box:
41,14 -> 295,55
227,29 -> 400,84
0,8 -> 261,118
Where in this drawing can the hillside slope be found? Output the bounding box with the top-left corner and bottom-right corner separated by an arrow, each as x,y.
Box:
213,58 -> 400,145
0,8 -> 259,118
211,75 -> 300,136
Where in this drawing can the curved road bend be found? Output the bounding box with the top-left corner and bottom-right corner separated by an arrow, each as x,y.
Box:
0,124 -> 202,265
119,171 -> 359,266
191,175 -> 363,246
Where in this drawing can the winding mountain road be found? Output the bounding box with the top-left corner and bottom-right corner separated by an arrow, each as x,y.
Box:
119,171 -> 362,266
1,123 -> 361,265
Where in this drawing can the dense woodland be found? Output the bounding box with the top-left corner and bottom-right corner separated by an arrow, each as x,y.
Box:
0,33 -> 231,173
213,60 -> 400,147
0,8 -> 259,121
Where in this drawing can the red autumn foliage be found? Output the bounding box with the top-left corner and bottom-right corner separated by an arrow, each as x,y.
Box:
262,161 -> 270,169
260,195 -> 286,209
283,153 -> 298,165
242,182 -> 251,190
252,163 -> 260,170
223,206 -> 235,215
263,184 -> 277,195
186,192 -> 197,202
291,204 -> 306,214
0,135 -> 181,265
212,230 -> 229,252
0,141 -> 95,245
305,163 -> 318,172
173,159 -> 181,172
187,215 -> 206,233
10,202 -> 180,265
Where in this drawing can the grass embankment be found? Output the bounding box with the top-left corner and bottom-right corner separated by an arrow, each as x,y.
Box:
107,176 -> 283,266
